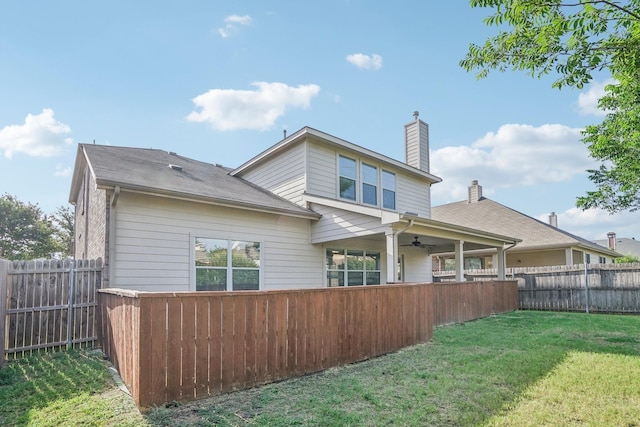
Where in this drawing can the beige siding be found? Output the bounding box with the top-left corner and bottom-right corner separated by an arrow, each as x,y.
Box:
307,141 -> 336,198
506,249 -> 567,268
396,172 -> 431,218
239,142 -> 307,206
309,203 -> 389,244
111,192 -> 323,292
402,249 -> 432,283
307,141 -> 431,217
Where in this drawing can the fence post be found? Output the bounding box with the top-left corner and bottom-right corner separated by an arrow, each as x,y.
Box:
0,259 -> 8,366
67,260 -> 75,350
584,263 -> 590,314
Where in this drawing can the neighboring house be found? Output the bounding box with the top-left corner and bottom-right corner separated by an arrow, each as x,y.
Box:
431,180 -> 620,270
69,115 -> 519,292
594,233 -> 640,259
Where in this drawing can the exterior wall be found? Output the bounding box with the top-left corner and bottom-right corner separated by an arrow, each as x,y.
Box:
506,249 -> 566,268
73,168 -> 107,261
309,203 -> 390,244
110,192 -> 323,292
396,173 -> 431,218
239,142 -> 307,206
306,141 -> 431,217
402,249 -> 433,282
307,141 -> 336,199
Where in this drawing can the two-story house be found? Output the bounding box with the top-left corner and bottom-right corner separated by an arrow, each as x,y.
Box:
69,115 -> 519,292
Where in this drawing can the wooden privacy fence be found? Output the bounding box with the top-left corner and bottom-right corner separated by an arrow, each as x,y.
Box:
434,263 -> 640,313
1,258 -> 102,361
99,280 -> 517,408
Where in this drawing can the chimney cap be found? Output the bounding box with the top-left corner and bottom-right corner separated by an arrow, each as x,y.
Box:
413,111 -> 419,120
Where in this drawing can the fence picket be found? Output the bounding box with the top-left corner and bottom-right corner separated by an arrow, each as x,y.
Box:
1,258 -> 102,360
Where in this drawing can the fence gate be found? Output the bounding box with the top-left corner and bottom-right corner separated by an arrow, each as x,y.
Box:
1,258 -> 103,361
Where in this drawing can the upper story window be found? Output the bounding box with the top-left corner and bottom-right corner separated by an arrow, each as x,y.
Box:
362,163 -> 378,206
195,238 -> 261,291
382,170 -> 396,210
339,155 -> 357,201
338,155 -> 397,211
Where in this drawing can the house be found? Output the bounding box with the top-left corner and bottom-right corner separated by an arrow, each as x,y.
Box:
593,233 -> 640,259
431,180 -> 620,270
69,114 -> 519,291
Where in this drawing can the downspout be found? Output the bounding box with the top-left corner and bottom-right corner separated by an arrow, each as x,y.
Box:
502,241 -> 518,279
108,186 -> 120,288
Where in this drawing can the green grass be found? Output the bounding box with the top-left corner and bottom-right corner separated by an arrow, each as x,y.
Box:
147,311 -> 640,427
0,348 -> 145,427
1,311 -> 639,426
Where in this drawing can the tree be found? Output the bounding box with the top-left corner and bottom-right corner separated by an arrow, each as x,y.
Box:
461,0 -> 640,212
615,254 -> 640,263
0,194 -> 59,260
51,205 -> 75,258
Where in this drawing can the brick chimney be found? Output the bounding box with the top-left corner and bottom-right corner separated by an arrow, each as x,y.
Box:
468,180 -> 482,203
404,111 -> 430,172
549,212 -> 558,228
607,232 -> 616,250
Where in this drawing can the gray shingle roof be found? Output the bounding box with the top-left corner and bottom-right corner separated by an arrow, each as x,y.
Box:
77,144 -> 319,219
431,197 -> 617,255
593,237 -> 640,257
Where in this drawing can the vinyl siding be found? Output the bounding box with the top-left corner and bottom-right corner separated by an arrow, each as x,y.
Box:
111,192 -> 323,292
239,142 -> 307,206
309,203 -> 390,244
307,141 -> 431,217
396,172 -> 431,218
307,141 -> 336,198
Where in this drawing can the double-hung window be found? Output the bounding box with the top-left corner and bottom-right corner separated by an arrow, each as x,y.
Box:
326,249 -> 381,286
339,155 -> 357,201
195,238 -> 261,291
362,163 -> 378,206
382,170 -> 396,210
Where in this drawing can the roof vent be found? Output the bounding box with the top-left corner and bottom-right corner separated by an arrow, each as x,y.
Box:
168,164 -> 183,171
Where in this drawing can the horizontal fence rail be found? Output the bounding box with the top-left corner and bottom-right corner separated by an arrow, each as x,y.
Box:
1,258 -> 102,359
434,263 -> 640,314
99,280 -> 517,408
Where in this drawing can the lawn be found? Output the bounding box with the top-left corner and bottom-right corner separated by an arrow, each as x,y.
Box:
1,311 -> 639,426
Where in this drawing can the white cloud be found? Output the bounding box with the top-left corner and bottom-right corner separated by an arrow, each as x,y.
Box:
0,109 -> 73,158
187,81 -> 321,131
536,207 -> 638,240
431,123 -> 596,204
577,78 -> 616,116
54,164 -> 73,177
346,53 -> 383,70
218,14 -> 252,38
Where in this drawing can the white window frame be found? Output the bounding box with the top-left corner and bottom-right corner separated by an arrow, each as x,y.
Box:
338,155 -> 358,201
361,163 -> 378,206
194,237 -> 261,291
382,169 -> 396,210
326,248 -> 382,287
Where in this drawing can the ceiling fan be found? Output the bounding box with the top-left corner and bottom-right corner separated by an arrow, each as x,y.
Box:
400,236 -> 432,248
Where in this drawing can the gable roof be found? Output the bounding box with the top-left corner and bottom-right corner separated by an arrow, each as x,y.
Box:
431,197 -> 619,257
593,237 -> 640,257
68,144 -> 320,219
230,126 -> 442,184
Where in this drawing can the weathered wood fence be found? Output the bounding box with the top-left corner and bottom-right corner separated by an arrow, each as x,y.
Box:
0,258 -> 102,361
99,280 -> 517,408
433,263 -> 640,313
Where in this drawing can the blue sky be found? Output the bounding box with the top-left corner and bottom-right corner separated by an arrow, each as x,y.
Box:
1,1 -> 637,243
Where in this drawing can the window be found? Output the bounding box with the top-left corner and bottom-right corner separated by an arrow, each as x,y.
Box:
382,170 -> 396,210
339,155 -> 357,201
599,256 -> 606,264
326,249 -> 381,286
195,238 -> 260,291
362,163 -> 378,206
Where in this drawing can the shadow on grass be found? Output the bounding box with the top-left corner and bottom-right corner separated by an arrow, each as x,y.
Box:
0,348 -> 112,426
145,310 -> 640,427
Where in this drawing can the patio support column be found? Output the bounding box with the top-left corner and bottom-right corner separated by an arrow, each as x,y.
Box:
385,231 -> 396,284
454,240 -> 465,282
565,247 -> 574,266
497,246 -> 506,280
